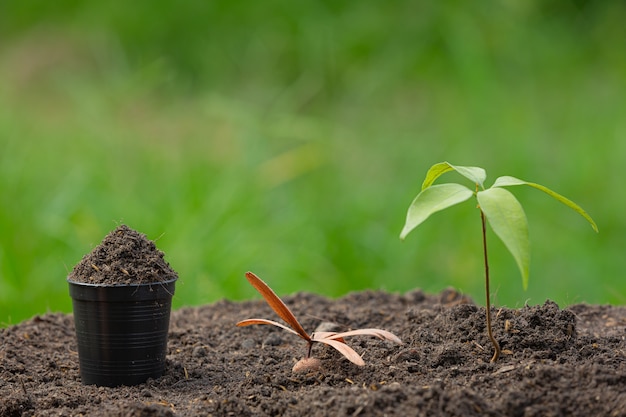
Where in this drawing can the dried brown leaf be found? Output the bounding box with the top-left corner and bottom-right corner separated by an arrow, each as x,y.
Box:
320,328 -> 403,344
244,272 -> 310,341
239,272 -> 402,369
311,331 -> 346,344
236,319 -> 303,338
314,338 -> 366,366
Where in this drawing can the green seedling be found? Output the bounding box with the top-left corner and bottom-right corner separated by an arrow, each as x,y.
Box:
400,162 -> 598,362
237,271 -> 402,372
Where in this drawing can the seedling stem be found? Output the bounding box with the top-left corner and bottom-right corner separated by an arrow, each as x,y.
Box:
481,206 -> 500,362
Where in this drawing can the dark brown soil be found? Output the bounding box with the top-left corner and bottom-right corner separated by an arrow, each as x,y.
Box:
67,225 -> 178,285
1,288 -> 626,416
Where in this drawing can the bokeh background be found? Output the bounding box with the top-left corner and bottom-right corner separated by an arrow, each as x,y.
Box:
1,1 -> 625,326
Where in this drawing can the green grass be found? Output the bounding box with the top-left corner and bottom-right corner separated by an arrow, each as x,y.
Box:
1,1 -> 625,326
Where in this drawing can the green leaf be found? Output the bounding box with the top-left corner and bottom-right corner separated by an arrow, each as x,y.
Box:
477,187 -> 530,289
421,162 -> 455,190
493,176 -> 598,233
451,164 -> 487,189
400,183 -> 474,240
421,162 -> 487,190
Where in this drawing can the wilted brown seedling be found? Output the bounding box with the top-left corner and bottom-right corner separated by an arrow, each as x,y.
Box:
236,272 -> 402,372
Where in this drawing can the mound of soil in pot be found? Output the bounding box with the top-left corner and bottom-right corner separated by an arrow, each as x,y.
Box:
68,225 -> 178,285
2,289 -> 626,416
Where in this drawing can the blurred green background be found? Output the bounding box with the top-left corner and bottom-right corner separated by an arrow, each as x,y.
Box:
1,1 -> 625,326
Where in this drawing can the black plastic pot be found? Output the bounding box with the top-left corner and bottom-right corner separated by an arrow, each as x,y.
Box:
68,279 -> 176,387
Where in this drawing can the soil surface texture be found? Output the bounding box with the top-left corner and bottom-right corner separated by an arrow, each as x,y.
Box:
67,225 -> 178,285
2,288 -> 626,416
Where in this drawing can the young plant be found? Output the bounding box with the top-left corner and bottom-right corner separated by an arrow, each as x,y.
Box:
236,271 -> 402,372
400,162 -> 598,362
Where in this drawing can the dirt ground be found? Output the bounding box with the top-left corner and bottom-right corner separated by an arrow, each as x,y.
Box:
2,288 -> 626,417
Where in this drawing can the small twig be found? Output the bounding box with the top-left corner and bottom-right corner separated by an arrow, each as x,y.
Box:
472,341 -> 485,352
20,377 -> 28,396
19,375 -> 33,403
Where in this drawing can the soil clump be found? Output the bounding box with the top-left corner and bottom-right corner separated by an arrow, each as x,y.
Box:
67,225 -> 178,285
